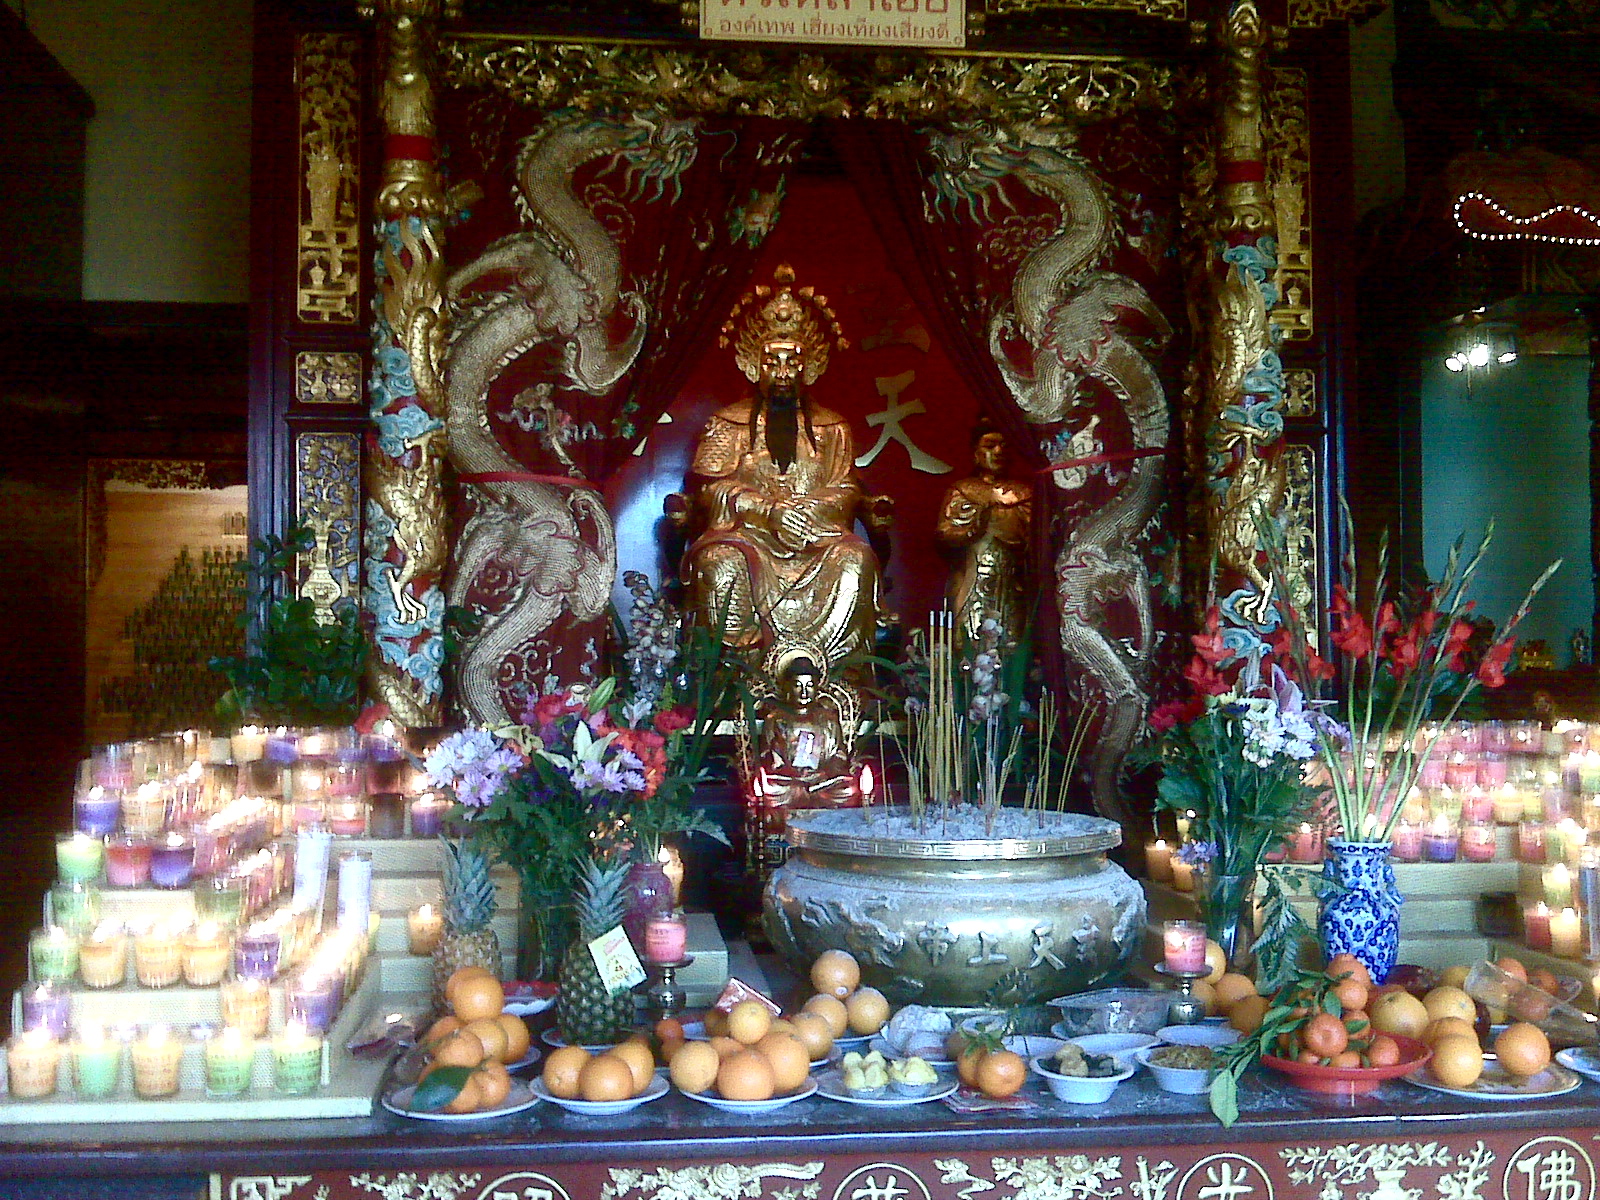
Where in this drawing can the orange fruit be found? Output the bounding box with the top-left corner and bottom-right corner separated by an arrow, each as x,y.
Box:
669,1040 -> 720,1094
1529,967 -> 1562,996
1302,1012 -> 1349,1059
1203,941 -> 1227,986
1431,1035 -> 1484,1089
1438,965 -> 1471,991
1423,986 -> 1476,1025
1327,953 -> 1373,990
703,1008 -> 730,1038
1213,973 -> 1258,1011
802,993 -> 849,1038
1229,994 -> 1269,1036
956,1044 -> 984,1087
579,1054 -> 636,1102
844,987 -> 890,1035
1190,979 -> 1218,1017
974,1049 -> 1027,1098
1370,990 -> 1429,1039
1333,978 -> 1370,1014
610,1039 -> 657,1094
422,1015 -> 463,1047
445,966 -> 495,1007
442,1071 -> 485,1114
1497,957 -> 1529,983
452,973 -> 505,1023
1423,1017 -> 1478,1047
789,1011 -> 833,1060
1368,1034 -> 1402,1067
496,1013 -> 532,1064
476,1059 -> 512,1107
727,1000 -> 773,1046
542,1045 -> 591,1099
755,1032 -> 811,1093
709,1035 -> 744,1060
463,1017 -> 509,1064
654,1017 -> 685,1044
1494,1022 -> 1552,1078
810,950 -> 861,999
431,1028 -> 486,1069
717,1050 -> 776,1101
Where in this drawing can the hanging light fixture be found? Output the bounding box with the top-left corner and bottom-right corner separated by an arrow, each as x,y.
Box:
1443,309 -> 1518,375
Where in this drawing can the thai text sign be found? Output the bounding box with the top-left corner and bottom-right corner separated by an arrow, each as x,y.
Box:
700,0 -> 966,49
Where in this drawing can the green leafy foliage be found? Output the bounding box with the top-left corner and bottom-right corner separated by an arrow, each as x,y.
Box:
409,1064 -> 473,1112
208,523 -> 366,727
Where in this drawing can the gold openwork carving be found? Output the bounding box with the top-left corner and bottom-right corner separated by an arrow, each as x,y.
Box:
102,459 -> 213,490
935,1155 -> 1127,1200
440,38 -> 1179,123
296,32 -> 362,324
1283,443 -> 1318,639
1266,66 -> 1312,341
295,351 -> 363,405
295,432 -> 361,620
1283,367 -> 1317,418
605,1162 -> 825,1200
1288,0 -> 1389,28
988,0 -> 1185,22
1281,1140 -> 1495,1200
225,1178 -> 314,1200
346,1172 -> 484,1200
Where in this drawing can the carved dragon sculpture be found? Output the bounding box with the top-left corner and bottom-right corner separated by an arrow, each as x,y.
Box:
443,110 -> 701,725
928,123 -> 1171,831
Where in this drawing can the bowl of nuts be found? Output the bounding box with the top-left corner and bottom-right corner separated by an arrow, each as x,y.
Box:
1030,1043 -> 1135,1104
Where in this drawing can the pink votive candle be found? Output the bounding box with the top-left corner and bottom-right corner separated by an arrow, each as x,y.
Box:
1461,822 -> 1497,863
1162,920 -> 1207,973
1525,902 -> 1553,952
1391,822 -> 1424,863
1287,822 -> 1323,864
643,914 -> 688,964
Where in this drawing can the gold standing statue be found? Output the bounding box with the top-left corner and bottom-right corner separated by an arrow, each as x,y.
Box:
675,264 -> 887,674
936,421 -> 1034,646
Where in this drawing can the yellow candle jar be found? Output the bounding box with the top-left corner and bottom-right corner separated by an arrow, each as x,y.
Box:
133,922 -> 183,988
406,904 -> 442,955
78,922 -> 129,989
130,1024 -> 184,1097
181,922 -> 232,987
6,1030 -> 61,1099
219,977 -> 270,1037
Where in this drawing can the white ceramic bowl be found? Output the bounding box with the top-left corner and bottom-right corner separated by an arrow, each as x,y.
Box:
1157,1024 -> 1242,1048
1004,1035 -> 1067,1058
1135,1045 -> 1215,1094
1030,1054 -> 1135,1103
1069,1033 -> 1160,1059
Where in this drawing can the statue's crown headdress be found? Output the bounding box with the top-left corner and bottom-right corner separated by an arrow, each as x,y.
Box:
719,263 -> 849,386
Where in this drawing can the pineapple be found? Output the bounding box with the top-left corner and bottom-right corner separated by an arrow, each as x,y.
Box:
431,837 -> 502,1010
556,857 -> 635,1045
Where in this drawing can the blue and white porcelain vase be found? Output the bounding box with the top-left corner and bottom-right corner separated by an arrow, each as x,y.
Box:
1318,839 -> 1403,983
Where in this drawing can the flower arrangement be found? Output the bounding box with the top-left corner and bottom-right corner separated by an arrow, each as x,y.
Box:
1266,508 -> 1559,845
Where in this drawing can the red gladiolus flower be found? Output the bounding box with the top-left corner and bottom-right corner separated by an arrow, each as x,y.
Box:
1477,638 -> 1516,687
529,690 -> 581,728
653,704 -> 695,735
1184,655 -> 1232,697
1443,619 -> 1475,672
1302,645 -> 1336,681
1191,605 -> 1231,666
1150,696 -> 1206,732
1330,585 -> 1373,659
1388,627 -> 1421,681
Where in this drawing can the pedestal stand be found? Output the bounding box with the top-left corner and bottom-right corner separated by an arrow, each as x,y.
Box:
1153,962 -> 1208,1026
642,955 -> 694,1024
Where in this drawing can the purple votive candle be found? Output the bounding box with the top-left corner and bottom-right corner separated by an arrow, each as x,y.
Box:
410,796 -> 448,838
234,927 -> 282,980
1423,821 -> 1460,862
149,834 -> 196,889
104,834 -> 152,887
75,788 -> 121,838
285,971 -> 342,1034
263,729 -> 300,764
20,983 -> 71,1041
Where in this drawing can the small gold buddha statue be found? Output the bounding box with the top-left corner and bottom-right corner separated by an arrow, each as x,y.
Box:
674,264 -> 888,674
936,420 -> 1034,646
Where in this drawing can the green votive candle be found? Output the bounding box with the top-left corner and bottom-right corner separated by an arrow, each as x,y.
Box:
272,1022 -> 322,1094
29,926 -> 79,984
49,880 -> 100,936
55,833 -> 104,884
71,1024 -> 122,1098
204,1027 -> 255,1097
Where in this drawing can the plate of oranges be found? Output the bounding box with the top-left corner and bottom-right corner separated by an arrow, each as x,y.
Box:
385,1080 -> 539,1122
386,967 -> 537,1117
537,1040 -> 671,1114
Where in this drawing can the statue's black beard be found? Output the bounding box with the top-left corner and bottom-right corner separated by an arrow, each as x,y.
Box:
763,387 -> 808,472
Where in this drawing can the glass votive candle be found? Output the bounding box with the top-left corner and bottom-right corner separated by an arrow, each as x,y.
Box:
71,1023 -> 123,1098
1525,901 -> 1554,951
204,1027 -> 255,1097
233,925 -> 282,981
194,875 -> 247,929
133,922 -> 184,988
1162,919 -> 1208,973
1169,856 -> 1195,892
409,794 -> 449,838
1552,906 -> 1584,958
1391,821 -> 1424,863
1444,754 -> 1477,790
230,725 -> 267,764
285,971 -> 342,1034
264,727 -> 300,765
368,792 -> 405,838
78,922 -> 129,989
149,833 -> 196,889
406,903 -> 443,955
1417,754 -> 1447,789
1461,787 -> 1493,825
49,880 -> 101,936
105,833 -> 153,887
55,832 -> 104,884
219,977 -> 271,1037
182,922 -> 233,987
273,1021 -> 323,1094
1144,839 -> 1174,884
1519,821 -> 1547,864
242,758 -> 284,797
644,911 -> 689,964
1422,816 -> 1460,863
1477,754 -> 1508,789
120,784 -> 168,836
1428,787 -> 1462,824
288,798 -> 325,832
327,800 -> 368,837
20,981 -> 71,1040
130,1025 -> 184,1098
325,762 -> 363,799
75,787 -> 122,837
92,743 -> 137,789
1545,862 -> 1575,909
1461,821 -> 1497,863
1287,822 -> 1323,864
1493,786 -> 1524,825
29,926 -> 79,985
7,1030 -> 61,1099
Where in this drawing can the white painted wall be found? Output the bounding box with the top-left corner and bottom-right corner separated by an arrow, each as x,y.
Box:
4,0 -> 252,303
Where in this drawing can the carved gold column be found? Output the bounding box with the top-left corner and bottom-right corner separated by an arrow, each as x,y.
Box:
1194,0 -> 1290,637
358,0 -> 460,726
